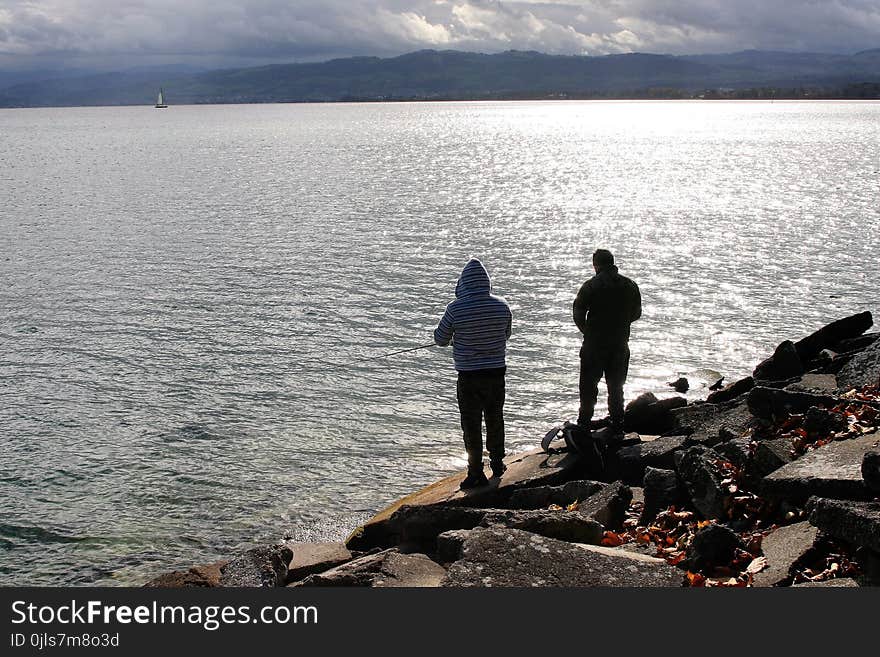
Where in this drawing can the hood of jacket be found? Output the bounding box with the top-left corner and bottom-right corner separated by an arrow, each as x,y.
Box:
455,258 -> 491,298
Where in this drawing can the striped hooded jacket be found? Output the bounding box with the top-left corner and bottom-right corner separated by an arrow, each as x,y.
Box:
434,259 -> 512,372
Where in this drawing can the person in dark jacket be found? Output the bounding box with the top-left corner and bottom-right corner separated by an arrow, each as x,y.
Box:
573,249 -> 641,434
435,259 -> 513,490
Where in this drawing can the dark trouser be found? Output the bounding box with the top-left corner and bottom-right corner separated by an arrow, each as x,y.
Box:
457,368 -> 506,473
578,341 -> 630,428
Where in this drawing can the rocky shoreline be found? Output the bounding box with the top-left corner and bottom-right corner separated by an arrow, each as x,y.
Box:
146,311 -> 880,588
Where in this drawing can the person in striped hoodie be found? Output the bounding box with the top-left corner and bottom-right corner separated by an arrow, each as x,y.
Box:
434,259 -> 513,490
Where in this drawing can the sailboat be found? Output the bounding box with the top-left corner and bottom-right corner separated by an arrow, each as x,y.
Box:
155,88 -> 168,108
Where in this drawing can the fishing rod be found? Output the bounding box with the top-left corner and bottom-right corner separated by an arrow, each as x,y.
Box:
350,343 -> 436,363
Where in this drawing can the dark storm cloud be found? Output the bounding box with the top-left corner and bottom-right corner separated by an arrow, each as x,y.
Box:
0,1 -> 878,71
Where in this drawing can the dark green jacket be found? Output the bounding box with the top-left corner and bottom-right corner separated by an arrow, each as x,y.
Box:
573,265 -> 641,345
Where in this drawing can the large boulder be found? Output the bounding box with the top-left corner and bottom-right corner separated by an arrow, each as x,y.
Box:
572,481 -> 632,530
507,480 -> 605,510
293,549 -> 446,587
707,376 -> 755,404
285,542 -> 355,584
642,467 -> 685,521
669,400 -> 755,446
482,509 -> 604,544
617,436 -> 688,485
837,338 -> 880,392
219,544 -> 293,587
676,446 -> 732,520
794,312 -> 873,361
753,340 -> 804,382
346,447 -> 580,551
751,522 -> 819,587
752,438 -> 795,478
746,386 -> 837,421
389,505 -> 488,552
440,527 -> 683,587
785,374 -> 839,395
624,393 -> 687,434
808,498 -> 880,553
762,432 -> 880,503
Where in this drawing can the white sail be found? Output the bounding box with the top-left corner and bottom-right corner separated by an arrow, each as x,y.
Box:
157,90 -> 164,105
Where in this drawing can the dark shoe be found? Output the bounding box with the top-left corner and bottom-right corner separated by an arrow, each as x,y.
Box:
459,471 -> 490,490
490,460 -> 507,479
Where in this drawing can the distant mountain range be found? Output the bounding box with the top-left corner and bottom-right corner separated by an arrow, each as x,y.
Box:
1,48 -> 879,107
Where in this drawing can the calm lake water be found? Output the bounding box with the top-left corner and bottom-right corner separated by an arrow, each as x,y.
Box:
1,100 -> 878,585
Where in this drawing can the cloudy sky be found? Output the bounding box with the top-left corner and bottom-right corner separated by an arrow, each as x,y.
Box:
1,0 -> 879,72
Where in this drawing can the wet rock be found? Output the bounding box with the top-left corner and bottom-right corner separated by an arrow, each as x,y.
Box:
794,312 -> 873,361
746,386 -> 837,421
482,509 -> 604,544
686,523 -> 746,572
762,432 -> 880,503
617,435 -> 688,485
837,338 -> 880,391
670,400 -> 754,446
285,542 -> 354,583
573,481 -> 632,530
441,527 -> 683,587
145,561 -> 226,588
220,544 -> 293,587
293,549 -> 445,587
676,446 -> 732,519
804,406 -> 848,440
753,340 -> 804,382
507,480 -> 605,510
714,438 -> 753,469
863,451 -> 880,494
642,467 -> 685,522
752,438 -> 795,478
707,376 -> 755,404
624,394 -> 687,434
808,497 -> 880,553
346,447 -> 580,551
668,377 -> 689,393
752,522 -> 819,587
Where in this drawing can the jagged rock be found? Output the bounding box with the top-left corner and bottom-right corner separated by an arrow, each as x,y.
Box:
617,436 -> 688,485
389,505 -> 487,551
752,522 -> 819,587
762,432 -> 880,503
436,530 -> 472,563
804,406 -> 848,439
837,338 -> 880,391
440,527 -> 683,587
833,332 -> 879,354
145,561 -> 226,588
670,400 -> 754,446
808,497 -> 880,553
573,481 -> 632,530
863,451 -> 880,493
786,374 -> 839,395
753,340 -> 804,382
794,312 -> 873,361
746,386 -> 837,421
482,509 -> 604,544
624,394 -> 687,434
714,438 -> 753,469
686,523 -> 746,571
752,438 -> 795,477
346,447 -> 580,551
293,549 -> 445,587
642,467 -> 685,521
669,377 -> 689,393
707,376 -> 755,404
507,480 -> 605,510
285,542 -> 354,583
219,544 -> 293,587
676,446 -> 732,519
